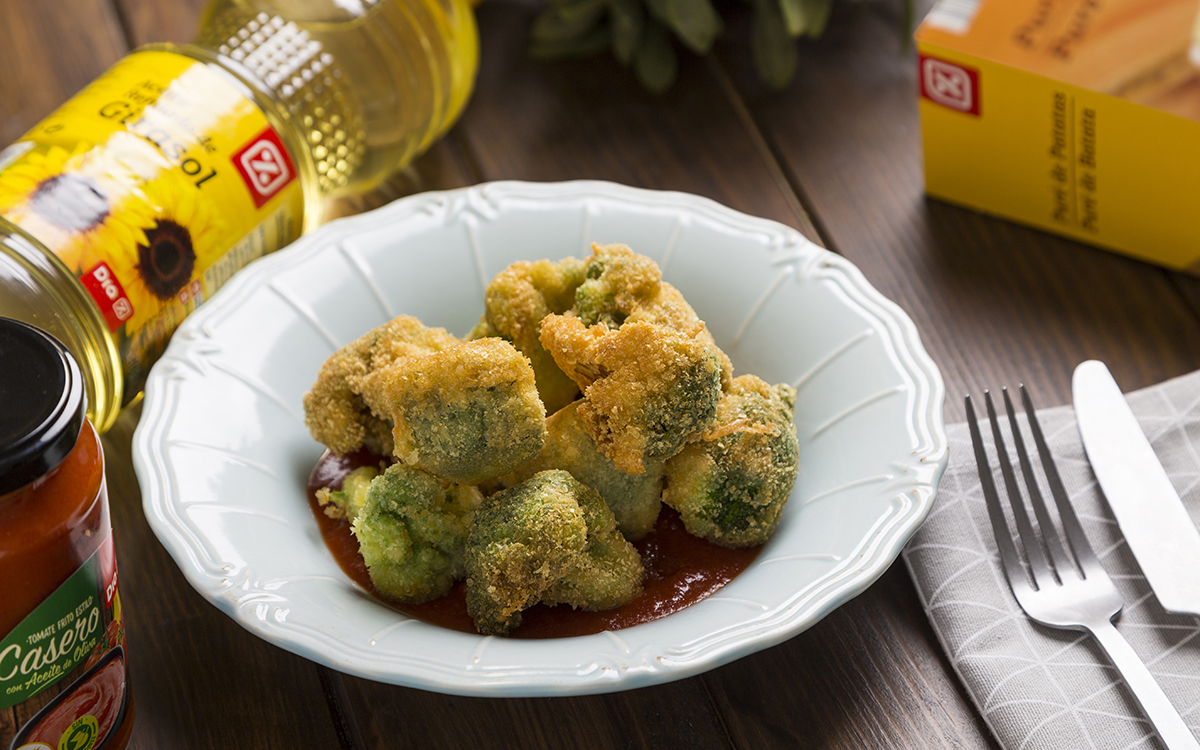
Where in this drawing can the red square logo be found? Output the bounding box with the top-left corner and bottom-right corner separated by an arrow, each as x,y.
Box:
232,127 -> 297,208
80,261 -> 134,332
919,56 -> 981,116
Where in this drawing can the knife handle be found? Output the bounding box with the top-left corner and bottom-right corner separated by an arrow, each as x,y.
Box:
1090,618 -> 1200,749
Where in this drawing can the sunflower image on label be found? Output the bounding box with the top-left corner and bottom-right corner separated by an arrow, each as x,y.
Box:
0,49 -> 305,398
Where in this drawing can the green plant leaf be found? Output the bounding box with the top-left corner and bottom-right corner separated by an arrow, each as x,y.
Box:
530,0 -> 608,44
529,24 -> 612,59
751,1 -> 797,89
777,0 -> 806,36
802,0 -> 832,38
634,19 -> 678,93
609,0 -> 644,65
643,0 -> 722,53
777,0 -> 831,38
643,0 -> 671,24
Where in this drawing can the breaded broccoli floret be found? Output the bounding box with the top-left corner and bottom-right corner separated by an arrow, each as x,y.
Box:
358,338 -> 547,485
574,243 -> 733,388
472,258 -> 586,415
464,470 -> 642,635
315,465 -> 379,523
500,403 -> 663,540
303,316 -> 461,456
662,375 -> 799,548
540,315 -> 722,475
352,463 -> 483,603
540,474 -> 647,612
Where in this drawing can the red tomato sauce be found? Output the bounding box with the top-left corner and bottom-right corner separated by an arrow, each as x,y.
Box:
24,650 -> 127,748
307,450 -> 760,638
0,421 -> 106,638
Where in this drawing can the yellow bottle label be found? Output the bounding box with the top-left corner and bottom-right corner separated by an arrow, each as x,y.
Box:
0,49 -> 305,396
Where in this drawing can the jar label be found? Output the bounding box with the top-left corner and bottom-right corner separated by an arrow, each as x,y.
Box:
0,513 -> 129,750
0,48 -> 305,402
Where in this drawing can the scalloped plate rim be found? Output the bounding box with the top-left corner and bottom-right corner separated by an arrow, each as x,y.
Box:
133,179 -> 948,697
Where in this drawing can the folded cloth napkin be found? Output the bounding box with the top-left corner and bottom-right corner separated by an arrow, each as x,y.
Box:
903,369 -> 1200,750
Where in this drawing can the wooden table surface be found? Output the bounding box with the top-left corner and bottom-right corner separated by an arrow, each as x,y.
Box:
6,0 -> 1200,747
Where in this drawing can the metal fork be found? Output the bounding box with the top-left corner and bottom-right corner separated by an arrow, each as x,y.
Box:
967,386 -> 1200,750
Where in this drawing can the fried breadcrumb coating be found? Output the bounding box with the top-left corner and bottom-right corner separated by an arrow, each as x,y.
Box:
358,337 -> 547,485
474,258 -> 586,415
500,402 -> 663,540
540,315 -> 722,475
464,470 -> 642,635
575,243 -> 733,388
662,375 -> 799,548
303,316 -> 460,456
352,463 -> 483,603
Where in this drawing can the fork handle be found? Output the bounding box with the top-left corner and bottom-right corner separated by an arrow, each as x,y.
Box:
1089,618 -> 1200,749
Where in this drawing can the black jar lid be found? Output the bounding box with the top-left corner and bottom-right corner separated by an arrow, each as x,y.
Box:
0,317 -> 86,496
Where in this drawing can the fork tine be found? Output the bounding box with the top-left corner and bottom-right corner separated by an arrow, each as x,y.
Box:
1019,384 -> 1103,574
1002,387 -> 1078,582
984,390 -> 1055,590
966,394 -> 1031,596
971,389 -> 1199,750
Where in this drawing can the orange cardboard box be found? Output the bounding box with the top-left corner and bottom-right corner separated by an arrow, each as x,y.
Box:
916,0 -> 1200,272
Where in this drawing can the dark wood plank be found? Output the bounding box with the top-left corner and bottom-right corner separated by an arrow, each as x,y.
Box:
0,0 -> 127,143
113,0 -> 209,45
102,404 -> 349,749
341,677 -> 735,750
455,0 -> 820,242
705,567 -> 998,750
713,0 -> 1200,424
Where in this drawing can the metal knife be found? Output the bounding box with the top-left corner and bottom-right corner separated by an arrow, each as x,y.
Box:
1073,360 -> 1200,617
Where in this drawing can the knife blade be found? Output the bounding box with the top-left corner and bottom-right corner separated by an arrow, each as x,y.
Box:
1073,359 -> 1200,617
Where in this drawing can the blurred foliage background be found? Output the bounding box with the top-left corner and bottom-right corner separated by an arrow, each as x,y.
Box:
528,0 -> 915,92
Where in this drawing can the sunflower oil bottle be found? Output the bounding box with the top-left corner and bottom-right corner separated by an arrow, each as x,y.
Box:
0,0 -> 478,432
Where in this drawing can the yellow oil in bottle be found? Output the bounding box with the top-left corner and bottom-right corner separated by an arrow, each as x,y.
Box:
0,0 -> 478,432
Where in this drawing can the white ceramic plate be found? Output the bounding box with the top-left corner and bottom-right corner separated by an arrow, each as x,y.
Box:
134,181 -> 948,696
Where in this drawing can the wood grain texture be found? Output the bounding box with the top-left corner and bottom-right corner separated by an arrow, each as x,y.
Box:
712,0 -> 1200,424
341,675 -> 735,750
0,0 -> 127,143
13,0 -> 1197,747
455,0 -> 819,241
705,567 -> 1000,749
113,0 -> 210,45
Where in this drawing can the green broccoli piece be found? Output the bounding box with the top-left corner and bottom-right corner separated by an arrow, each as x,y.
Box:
464,470 -> 643,635
480,257 -> 587,415
303,315 -> 461,456
352,463 -> 483,603
540,315 -> 723,474
315,465 -> 379,524
662,375 -> 799,548
359,338 -> 547,485
574,245 -> 659,328
573,243 -> 733,387
541,473 -> 646,612
501,402 -> 664,540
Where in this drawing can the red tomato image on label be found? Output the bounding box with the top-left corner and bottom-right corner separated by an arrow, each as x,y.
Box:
13,647 -> 128,750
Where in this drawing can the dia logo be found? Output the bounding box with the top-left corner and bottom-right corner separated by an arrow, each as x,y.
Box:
919,56 -> 980,116
233,128 -> 297,207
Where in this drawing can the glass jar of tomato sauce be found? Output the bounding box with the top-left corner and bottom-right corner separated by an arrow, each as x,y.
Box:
0,317 -> 133,750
